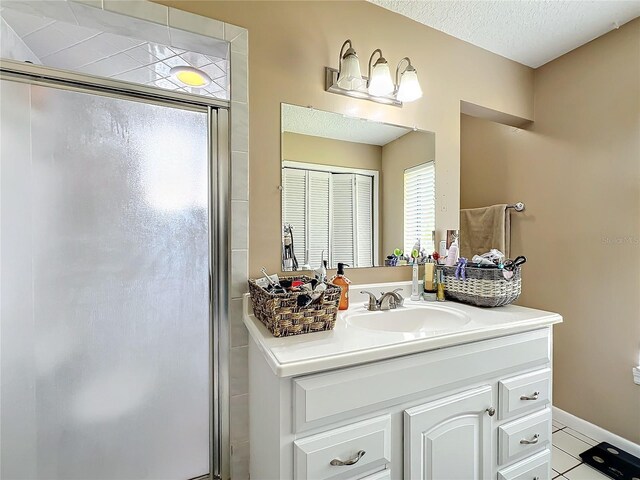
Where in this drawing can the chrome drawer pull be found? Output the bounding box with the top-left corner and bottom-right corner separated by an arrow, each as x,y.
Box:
520,391 -> 540,401
330,450 -> 365,466
520,433 -> 540,445
486,407 -> 496,417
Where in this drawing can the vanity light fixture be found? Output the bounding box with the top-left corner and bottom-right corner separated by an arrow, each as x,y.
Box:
396,57 -> 423,102
367,49 -> 395,97
325,40 -> 423,107
336,40 -> 364,90
170,65 -> 212,87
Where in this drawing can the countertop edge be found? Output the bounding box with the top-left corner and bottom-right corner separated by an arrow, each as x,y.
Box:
242,295 -> 562,378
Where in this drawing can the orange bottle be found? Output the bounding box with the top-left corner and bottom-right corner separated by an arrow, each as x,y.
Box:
331,263 -> 351,310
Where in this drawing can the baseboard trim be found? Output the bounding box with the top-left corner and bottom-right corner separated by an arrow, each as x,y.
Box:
553,406 -> 640,458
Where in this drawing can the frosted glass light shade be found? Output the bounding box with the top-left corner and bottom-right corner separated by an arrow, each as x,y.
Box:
368,62 -> 394,97
397,69 -> 423,102
337,52 -> 363,90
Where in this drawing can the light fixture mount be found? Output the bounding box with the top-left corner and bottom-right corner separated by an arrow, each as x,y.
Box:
325,67 -> 401,106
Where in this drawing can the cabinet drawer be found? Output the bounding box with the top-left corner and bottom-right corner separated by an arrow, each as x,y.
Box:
498,408 -> 551,465
294,415 -> 391,480
497,449 -> 551,480
499,368 -> 551,419
361,469 -> 391,480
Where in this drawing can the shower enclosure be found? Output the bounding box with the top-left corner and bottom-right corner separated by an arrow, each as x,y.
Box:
0,63 -> 229,480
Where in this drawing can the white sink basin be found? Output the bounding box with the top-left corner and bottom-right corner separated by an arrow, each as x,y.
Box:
344,304 -> 472,334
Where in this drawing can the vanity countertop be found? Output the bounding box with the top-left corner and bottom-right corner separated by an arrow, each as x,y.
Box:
242,281 -> 562,377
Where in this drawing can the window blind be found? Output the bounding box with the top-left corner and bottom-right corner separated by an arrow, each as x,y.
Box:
404,161 -> 436,256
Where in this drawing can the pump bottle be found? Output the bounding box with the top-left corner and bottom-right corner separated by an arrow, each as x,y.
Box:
330,263 -> 351,310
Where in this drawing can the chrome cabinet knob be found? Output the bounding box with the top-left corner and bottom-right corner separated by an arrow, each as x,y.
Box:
520,433 -> 540,445
486,407 -> 496,417
520,391 -> 540,401
330,450 -> 365,466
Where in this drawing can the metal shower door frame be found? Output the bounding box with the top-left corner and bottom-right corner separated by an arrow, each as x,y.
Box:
0,60 -> 231,480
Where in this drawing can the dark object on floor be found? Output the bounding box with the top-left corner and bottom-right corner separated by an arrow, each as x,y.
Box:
579,442 -> 640,479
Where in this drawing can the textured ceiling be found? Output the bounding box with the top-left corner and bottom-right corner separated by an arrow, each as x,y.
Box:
282,104 -> 412,146
369,0 -> 640,67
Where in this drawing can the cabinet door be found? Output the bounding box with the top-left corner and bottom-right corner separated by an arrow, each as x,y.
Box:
404,385 -> 493,480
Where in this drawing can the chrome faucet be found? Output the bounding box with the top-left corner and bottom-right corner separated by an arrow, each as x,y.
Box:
361,289 -> 405,311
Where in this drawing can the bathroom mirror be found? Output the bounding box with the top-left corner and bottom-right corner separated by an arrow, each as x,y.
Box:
281,103 -> 436,271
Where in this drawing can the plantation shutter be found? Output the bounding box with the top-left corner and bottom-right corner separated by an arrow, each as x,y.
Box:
331,173 -> 356,267
404,161 -> 436,256
307,170 -> 331,269
282,167 -> 308,265
355,174 -> 373,267
282,166 -> 375,269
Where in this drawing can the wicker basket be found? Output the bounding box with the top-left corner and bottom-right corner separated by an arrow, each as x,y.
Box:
440,265 -> 521,307
248,275 -> 341,337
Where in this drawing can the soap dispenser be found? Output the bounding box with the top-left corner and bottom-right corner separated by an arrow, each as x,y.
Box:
331,263 -> 351,310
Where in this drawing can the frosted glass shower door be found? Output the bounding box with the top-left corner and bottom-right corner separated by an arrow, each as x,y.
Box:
1,79 -> 212,480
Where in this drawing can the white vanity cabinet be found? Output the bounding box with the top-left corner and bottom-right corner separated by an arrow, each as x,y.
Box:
248,326 -> 556,480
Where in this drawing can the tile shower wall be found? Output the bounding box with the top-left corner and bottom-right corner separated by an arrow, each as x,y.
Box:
1,1 -> 249,478
225,20 -> 250,479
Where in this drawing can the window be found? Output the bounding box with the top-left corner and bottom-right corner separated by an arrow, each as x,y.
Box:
282,163 -> 377,269
404,161 -> 436,256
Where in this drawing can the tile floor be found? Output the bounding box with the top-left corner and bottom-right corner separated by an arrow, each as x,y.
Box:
552,419 -> 609,479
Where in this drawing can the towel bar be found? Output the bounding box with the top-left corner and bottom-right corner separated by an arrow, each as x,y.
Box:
507,202 -> 525,212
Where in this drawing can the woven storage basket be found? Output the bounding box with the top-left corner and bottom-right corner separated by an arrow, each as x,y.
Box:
248,275 -> 341,337
440,265 -> 521,307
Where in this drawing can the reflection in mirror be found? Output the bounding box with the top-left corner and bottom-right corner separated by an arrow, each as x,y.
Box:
281,103 -> 435,271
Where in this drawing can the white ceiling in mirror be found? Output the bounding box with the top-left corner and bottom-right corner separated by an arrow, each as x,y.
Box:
281,104 -> 412,146
369,0 -> 640,68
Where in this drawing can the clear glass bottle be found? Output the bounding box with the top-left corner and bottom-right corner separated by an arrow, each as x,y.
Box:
436,268 -> 446,302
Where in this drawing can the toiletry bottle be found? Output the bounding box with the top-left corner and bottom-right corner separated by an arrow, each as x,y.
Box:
445,238 -> 459,267
423,255 -> 436,300
436,268 -> 446,302
331,263 -> 351,310
439,240 -> 448,261
411,260 -> 421,301
314,257 -> 327,283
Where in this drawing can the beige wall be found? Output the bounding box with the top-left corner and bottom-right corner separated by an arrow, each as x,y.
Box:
282,132 -> 382,171
157,0 -> 534,282
381,130 -> 436,256
460,19 -> 640,443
